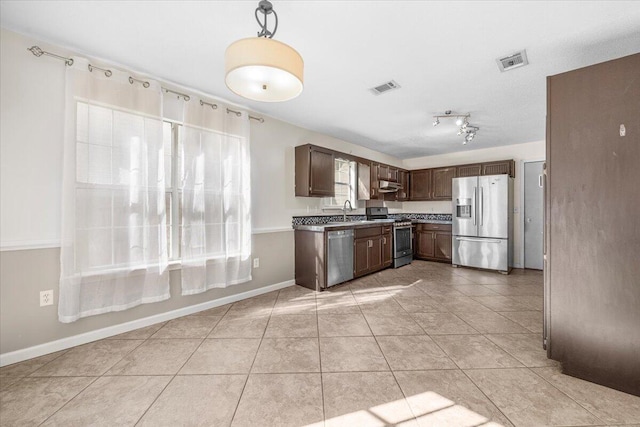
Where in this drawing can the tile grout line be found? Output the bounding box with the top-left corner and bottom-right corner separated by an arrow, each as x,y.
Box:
228,291 -> 277,426
457,360 -> 519,426
373,266 -> 528,426
133,316 -> 220,426
350,275 -> 421,425
35,335 -> 151,425
312,289 -> 326,425
36,376 -> 102,427
527,367 -> 608,425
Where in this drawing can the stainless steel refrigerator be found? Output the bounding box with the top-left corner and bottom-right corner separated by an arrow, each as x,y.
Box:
452,174 -> 513,273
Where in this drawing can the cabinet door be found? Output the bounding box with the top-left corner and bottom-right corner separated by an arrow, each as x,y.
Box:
482,160 -> 515,177
388,167 -> 398,182
416,231 -> 435,258
370,163 -> 380,199
397,171 -> 409,201
309,148 -> 335,196
354,238 -> 370,277
368,236 -> 384,272
457,164 -> 482,178
382,232 -> 393,267
434,232 -> 452,261
378,164 -> 390,180
410,169 -> 432,201
432,167 -> 457,200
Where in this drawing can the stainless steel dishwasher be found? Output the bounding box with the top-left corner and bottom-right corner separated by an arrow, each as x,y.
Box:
326,230 -> 354,287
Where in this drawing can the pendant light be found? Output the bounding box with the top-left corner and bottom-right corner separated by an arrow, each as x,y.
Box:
225,0 -> 304,102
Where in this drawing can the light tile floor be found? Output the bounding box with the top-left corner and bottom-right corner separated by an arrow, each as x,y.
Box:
1,261 -> 640,426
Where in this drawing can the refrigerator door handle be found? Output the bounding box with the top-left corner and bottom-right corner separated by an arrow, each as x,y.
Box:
472,187 -> 477,225
455,237 -> 503,244
479,187 -> 484,226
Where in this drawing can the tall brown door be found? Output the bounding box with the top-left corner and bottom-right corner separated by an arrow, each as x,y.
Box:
547,53 -> 640,396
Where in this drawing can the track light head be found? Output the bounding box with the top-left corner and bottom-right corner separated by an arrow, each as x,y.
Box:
433,117 -> 440,127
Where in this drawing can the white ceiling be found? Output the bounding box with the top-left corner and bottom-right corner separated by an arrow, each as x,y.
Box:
2,1 -> 640,159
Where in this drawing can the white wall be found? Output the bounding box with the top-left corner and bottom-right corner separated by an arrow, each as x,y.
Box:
0,28 -> 405,249
402,141 -> 546,267
0,29 -> 67,249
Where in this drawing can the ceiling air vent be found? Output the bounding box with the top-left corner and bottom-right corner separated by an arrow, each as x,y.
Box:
496,50 -> 529,72
370,80 -> 401,95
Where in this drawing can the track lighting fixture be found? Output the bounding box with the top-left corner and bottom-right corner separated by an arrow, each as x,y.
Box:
432,111 -> 480,145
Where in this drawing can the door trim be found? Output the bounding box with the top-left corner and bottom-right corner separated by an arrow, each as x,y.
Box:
520,158 -> 546,269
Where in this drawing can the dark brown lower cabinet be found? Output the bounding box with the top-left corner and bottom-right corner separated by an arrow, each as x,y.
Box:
354,226 -> 384,278
416,230 -> 435,258
294,230 -> 326,291
354,238 -> 370,277
382,227 -> 393,267
434,232 -> 452,261
415,223 -> 452,263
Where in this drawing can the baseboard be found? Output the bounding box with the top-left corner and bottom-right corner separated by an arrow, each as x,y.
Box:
0,279 -> 294,367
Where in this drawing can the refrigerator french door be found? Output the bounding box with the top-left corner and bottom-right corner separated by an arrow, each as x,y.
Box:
452,174 -> 513,273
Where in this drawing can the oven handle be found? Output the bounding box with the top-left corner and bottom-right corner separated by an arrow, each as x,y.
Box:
393,225 -> 414,230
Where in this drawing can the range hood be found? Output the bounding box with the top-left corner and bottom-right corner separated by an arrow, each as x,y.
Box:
379,180 -> 403,193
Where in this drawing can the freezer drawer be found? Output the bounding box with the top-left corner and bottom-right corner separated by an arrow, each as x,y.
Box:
452,236 -> 509,272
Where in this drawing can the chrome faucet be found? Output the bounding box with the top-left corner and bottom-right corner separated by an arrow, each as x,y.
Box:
342,200 -> 353,222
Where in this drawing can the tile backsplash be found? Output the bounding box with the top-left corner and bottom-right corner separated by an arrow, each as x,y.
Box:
291,213 -> 452,226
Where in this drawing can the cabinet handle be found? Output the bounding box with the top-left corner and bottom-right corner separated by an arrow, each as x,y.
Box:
368,239 -> 373,248
383,237 -> 386,244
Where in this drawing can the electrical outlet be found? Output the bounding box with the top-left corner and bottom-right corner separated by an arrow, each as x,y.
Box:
40,290 -> 54,307
253,258 -> 260,268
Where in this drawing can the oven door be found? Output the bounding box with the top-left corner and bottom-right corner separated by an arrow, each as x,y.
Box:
393,226 -> 413,258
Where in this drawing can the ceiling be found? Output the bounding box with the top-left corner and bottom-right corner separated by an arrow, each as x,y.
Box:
2,1 -> 639,159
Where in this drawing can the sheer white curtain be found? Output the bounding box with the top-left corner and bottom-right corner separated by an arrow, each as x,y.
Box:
59,57 -> 169,322
179,100 -> 252,295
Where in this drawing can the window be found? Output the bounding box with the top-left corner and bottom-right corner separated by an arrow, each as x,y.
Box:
61,63 -> 252,323
324,158 -> 357,208
74,102 -> 167,273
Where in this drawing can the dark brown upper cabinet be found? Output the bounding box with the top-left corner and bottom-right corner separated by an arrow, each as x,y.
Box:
294,143 -> 514,201
431,167 -> 457,200
410,169 -> 433,201
378,164 -> 389,181
396,170 -> 409,201
388,167 -> 398,182
482,160 -> 515,177
456,163 -> 482,177
370,163 -> 380,199
295,144 -> 335,197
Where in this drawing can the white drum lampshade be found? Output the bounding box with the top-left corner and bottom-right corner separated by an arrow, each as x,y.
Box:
225,37 -> 304,102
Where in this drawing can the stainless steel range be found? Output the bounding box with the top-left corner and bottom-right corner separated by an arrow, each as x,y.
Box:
366,207 -> 413,268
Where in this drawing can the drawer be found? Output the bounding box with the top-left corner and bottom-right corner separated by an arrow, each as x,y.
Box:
355,226 -> 382,239
419,223 -> 452,232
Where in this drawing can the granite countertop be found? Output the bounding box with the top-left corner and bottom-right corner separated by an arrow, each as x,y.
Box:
294,218 -> 451,232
